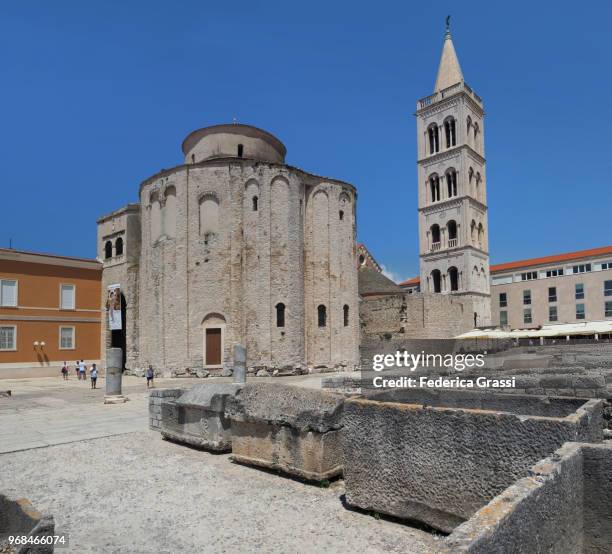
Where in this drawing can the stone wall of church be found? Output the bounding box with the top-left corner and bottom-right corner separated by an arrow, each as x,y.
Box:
129,159 -> 359,375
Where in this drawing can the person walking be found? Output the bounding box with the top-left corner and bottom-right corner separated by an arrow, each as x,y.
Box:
90,364 -> 98,389
79,360 -> 86,381
75,361 -> 80,380
145,365 -> 154,388
61,362 -> 68,380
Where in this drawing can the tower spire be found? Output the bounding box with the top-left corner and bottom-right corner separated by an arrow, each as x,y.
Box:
434,15 -> 463,93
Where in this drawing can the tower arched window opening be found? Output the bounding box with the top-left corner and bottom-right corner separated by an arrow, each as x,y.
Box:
104,241 -> 113,259
115,237 -> 124,256
428,124 -> 439,155
446,169 -> 457,197
444,118 -> 456,148
252,196 -> 258,212
429,175 -> 440,202
343,304 -> 349,327
449,266 -> 459,291
431,269 -> 442,293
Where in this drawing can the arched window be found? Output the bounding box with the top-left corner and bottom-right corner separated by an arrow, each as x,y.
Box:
252,196 -> 258,212
150,191 -> 162,244
343,304 -> 349,327
358,254 -> 365,266
317,304 -> 327,328
449,266 -> 459,291
475,172 -> 482,201
473,122 -> 479,147
104,241 -> 113,259
428,124 -> 439,154
431,269 -> 442,293
429,175 -> 440,202
467,116 -> 472,137
430,224 -> 441,247
275,303 -> 285,328
163,186 -> 177,239
447,220 -> 457,243
444,118 -> 456,148
237,144 -> 244,157
115,237 -> 124,256
470,220 -> 477,243
478,223 -> 484,247
446,169 -> 457,198
199,194 -> 219,236
468,167 -> 474,183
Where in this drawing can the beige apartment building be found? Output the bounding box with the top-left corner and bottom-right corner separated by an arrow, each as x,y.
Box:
490,246 -> 612,329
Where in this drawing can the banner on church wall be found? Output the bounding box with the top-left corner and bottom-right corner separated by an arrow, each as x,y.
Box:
106,284 -> 122,331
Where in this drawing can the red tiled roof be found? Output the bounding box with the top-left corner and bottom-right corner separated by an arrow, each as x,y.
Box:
397,245 -> 612,286
490,245 -> 612,273
400,276 -> 420,286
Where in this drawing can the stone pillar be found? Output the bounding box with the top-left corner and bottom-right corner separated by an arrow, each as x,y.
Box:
233,344 -> 246,384
104,347 -> 127,404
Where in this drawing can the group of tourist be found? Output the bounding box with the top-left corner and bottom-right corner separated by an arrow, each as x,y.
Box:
61,361 -> 98,389
60,362 -> 156,389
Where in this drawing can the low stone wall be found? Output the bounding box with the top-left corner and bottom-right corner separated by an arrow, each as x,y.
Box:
149,389 -> 183,431
342,392 -> 603,533
441,441 -> 612,553
0,494 -> 55,553
160,384 -> 242,452
227,383 -> 345,481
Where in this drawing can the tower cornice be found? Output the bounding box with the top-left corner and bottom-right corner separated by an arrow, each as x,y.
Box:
418,144 -> 485,166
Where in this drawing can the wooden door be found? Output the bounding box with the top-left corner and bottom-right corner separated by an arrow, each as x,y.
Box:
205,328 -> 221,365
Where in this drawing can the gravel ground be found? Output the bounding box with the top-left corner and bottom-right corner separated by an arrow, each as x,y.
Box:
0,431 -> 442,554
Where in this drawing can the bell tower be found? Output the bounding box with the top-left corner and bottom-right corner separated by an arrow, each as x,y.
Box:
416,18 -> 491,327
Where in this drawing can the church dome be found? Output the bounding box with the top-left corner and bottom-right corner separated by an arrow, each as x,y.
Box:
181,123 -> 286,165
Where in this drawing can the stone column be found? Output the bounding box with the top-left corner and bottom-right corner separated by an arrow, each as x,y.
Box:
233,344 -> 246,384
104,347 -> 127,404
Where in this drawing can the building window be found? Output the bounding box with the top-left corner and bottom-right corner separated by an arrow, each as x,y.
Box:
576,303 -> 585,320
521,271 -> 537,281
430,224 -> 441,246
602,262 -> 612,270
275,303 -> 285,328
339,210 -> 344,221
60,284 -> 75,310
317,305 -> 327,328
237,144 -> 244,157
605,301 -> 612,318
545,268 -> 564,278
549,306 -> 558,322
444,118 -> 456,148
500,311 -> 508,326
429,175 -> 441,202
428,124 -> 439,154
0,326 -> 16,351
499,292 -> 507,308
548,287 -> 557,303
604,280 -> 612,297
431,269 -> 442,293
104,240 -> 113,259
448,266 -> 459,291
343,304 -> 349,327
523,309 -> 532,324
446,169 -> 457,197
252,196 -> 258,212
115,237 -> 124,256
573,263 -> 591,274
59,326 -> 75,349
0,279 -> 17,307
575,283 -> 584,300
447,220 -> 457,244
523,290 -> 531,305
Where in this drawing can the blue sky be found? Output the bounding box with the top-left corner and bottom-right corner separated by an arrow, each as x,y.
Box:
1,1 -> 611,282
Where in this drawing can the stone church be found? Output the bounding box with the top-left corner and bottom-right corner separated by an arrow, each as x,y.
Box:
97,124 -> 360,374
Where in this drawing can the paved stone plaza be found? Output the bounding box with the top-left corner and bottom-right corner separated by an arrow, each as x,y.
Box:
0,376 -> 441,553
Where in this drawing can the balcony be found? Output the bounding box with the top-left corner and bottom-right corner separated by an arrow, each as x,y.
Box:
431,242 -> 441,252
448,238 -> 458,248
417,81 -> 483,110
